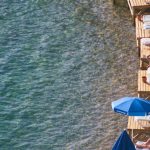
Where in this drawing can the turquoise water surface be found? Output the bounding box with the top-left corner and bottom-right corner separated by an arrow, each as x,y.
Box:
0,0 -> 137,149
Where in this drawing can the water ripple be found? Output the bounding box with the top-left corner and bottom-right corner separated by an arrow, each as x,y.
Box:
0,0 -> 137,150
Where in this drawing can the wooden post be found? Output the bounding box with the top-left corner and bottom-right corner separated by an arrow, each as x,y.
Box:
132,8 -> 135,26
113,0 -> 115,5
132,129 -> 134,141
137,38 -> 141,57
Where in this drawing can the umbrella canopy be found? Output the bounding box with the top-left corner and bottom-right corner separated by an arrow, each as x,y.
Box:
112,97 -> 150,116
112,130 -> 136,150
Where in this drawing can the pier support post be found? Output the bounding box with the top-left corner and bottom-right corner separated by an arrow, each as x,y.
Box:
113,0 -> 115,5
132,8 -> 135,26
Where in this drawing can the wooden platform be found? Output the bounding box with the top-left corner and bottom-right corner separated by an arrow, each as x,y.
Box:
138,70 -> 150,98
128,116 -> 150,140
128,0 -> 150,8
136,17 -> 150,40
138,70 -> 150,92
128,116 -> 150,130
135,16 -> 150,53
114,0 -> 150,141
127,0 -> 150,24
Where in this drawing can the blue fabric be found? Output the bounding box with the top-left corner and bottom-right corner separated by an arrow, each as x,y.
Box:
112,97 -> 150,116
112,130 -> 136,150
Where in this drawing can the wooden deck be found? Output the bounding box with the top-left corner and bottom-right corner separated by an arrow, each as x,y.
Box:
128,116 -> 150,140
127,0 -> 150,24
136,17 -> 150,39
128,1 -> 150,140
128,116 -> 150,130
136,17 -> 150,48
138,70 -> 150,92
128,0 -> 150,7
135,17 -> 150,38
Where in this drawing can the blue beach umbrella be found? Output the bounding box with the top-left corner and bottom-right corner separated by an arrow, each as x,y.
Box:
112,97 -> 150,116
112,130 -> 136,150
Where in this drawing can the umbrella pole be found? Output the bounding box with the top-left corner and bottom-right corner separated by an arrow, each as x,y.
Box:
132,129 -> 133,140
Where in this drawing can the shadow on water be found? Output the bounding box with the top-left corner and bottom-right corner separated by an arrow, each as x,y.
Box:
0,0 -> 137,150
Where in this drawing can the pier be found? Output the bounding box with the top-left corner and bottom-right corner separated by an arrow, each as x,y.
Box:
114,0 -> 150,143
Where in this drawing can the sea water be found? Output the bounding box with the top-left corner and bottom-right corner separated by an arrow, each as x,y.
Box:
0,0 -> 137,149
